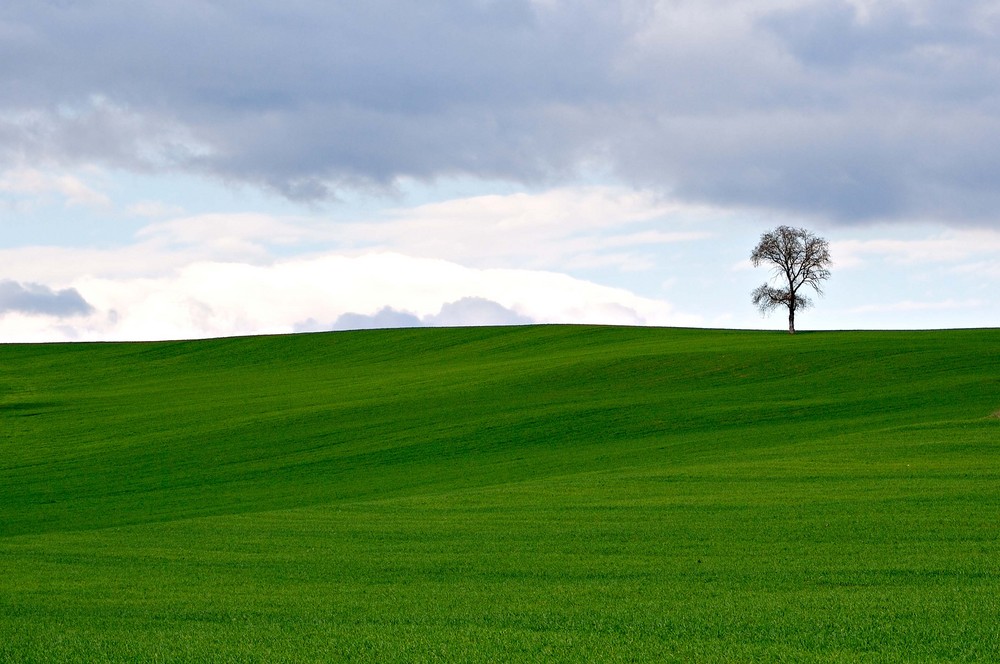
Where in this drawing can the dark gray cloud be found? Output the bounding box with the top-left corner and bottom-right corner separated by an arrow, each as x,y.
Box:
1,1 -> 999,224
762,2 -> 991,71
764,3 -> 924,69
0,280 -> 94,316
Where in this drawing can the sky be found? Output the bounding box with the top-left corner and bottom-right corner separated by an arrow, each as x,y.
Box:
1,0 -> 997,342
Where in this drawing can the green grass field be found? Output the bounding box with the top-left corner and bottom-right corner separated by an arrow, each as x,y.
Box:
1,325 -> 998,662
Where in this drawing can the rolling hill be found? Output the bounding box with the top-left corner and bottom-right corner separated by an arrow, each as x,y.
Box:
1,326 -> 997,661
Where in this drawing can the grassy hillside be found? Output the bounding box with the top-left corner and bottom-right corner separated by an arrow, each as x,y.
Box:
0,326 -> 997,661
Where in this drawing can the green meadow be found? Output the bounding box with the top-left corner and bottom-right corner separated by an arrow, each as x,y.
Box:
0,325 -> 998,662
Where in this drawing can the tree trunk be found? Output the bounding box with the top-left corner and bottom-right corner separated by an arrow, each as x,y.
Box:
788,306 -> 796,334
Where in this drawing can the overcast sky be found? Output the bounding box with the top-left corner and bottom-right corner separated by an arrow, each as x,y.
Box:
1,0 -> 997,341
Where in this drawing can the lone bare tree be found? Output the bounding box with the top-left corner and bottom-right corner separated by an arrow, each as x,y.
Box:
750,225 -> 831,334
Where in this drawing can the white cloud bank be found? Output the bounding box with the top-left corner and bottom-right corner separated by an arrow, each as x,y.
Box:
0,253 -> 700,343
0,184 -> 716,342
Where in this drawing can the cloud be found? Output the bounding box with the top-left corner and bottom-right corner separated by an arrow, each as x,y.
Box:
1,1 -> 998,224
339,186 -> 715,270
0,212 -> 335,285
330,307 -> 423,331
9,252 -> 696,342
0,185 -> 708,341
322,297 -> 531,331
0,186 -> 713,285
762,1 -> 938,69
136,213 -> 323,259
0,168 -> 110,208
0,280 -> 94,317
832,228 -> 1000,267
0,1 -> 634,192
427,297 -> 533,327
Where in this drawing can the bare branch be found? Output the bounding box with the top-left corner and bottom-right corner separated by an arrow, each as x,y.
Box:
750,225 -> 831,333
751,283 -> 786,314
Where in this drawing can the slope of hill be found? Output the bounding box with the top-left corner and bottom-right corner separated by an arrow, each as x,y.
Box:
1,326 -> 997,661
